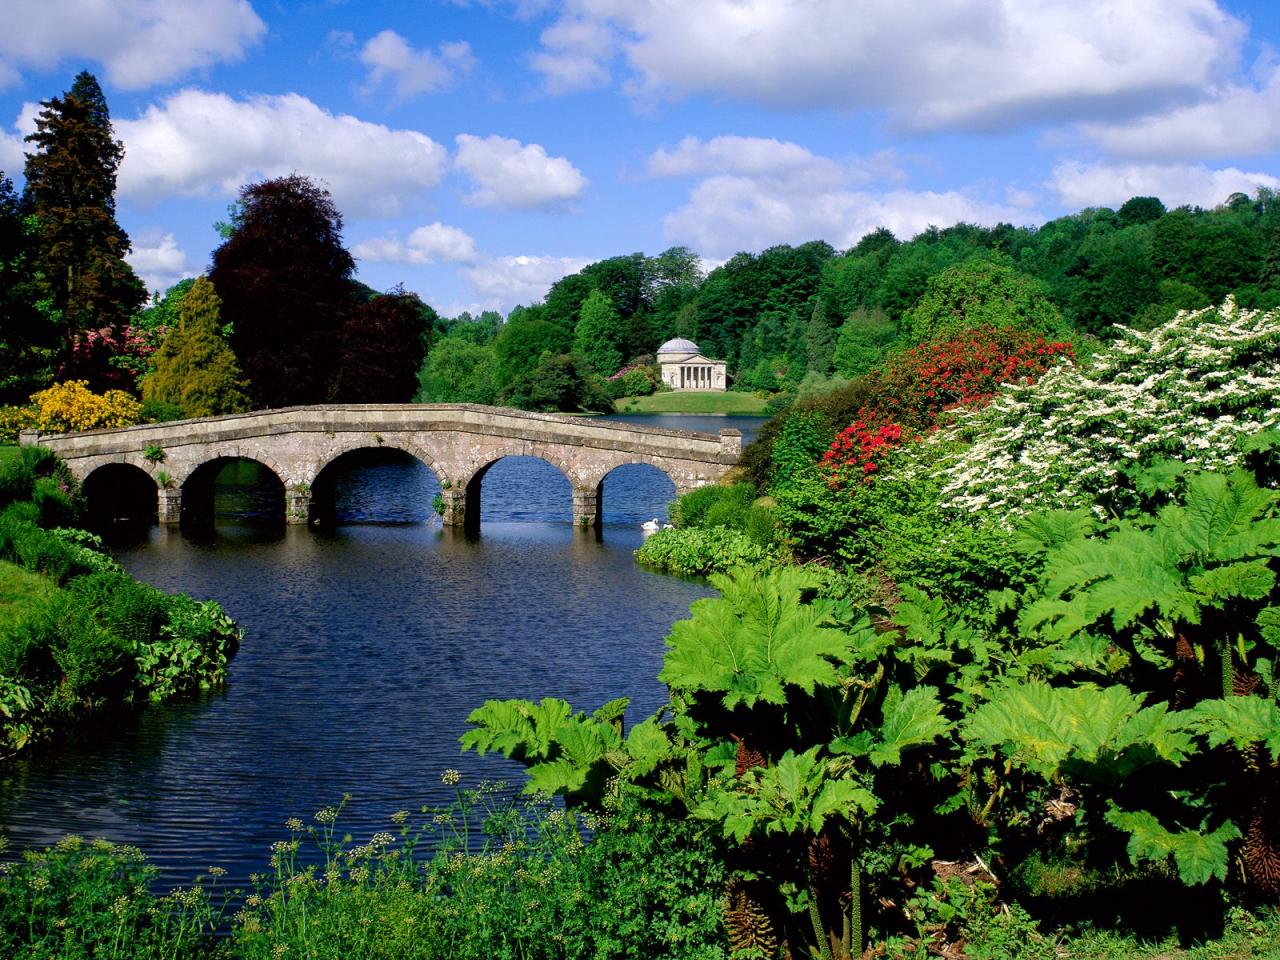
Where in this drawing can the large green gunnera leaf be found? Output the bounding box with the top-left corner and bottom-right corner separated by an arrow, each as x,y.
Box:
660,567 -> 857,710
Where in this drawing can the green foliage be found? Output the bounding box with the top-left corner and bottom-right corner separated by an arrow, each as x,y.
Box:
904,256 -> 1064,346
634,526 -> 775,577
661,567 -> 854,710
493,315 -> 572,390
832,306 -> 898,379
697,745 -> 877,843
0,450 -> 240,754
0,836 -> 221,960
417,336 -> 497,403
605,364 -> 658,400
0,174 -> 57,403
500,351 -> 613,413
231,789 -> 728,960
574,288 -> 625,377
143,276 -> 251,418
1103,809 -> 1241,886
769,411 -> 832,488
461,697 -> 626,806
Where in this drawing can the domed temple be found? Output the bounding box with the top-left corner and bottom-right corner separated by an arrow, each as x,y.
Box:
656,338 -> 727,391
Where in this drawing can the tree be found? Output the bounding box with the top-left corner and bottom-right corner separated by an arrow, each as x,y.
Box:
0,172 -> 56,402
493,315 -> 572,390
904,255 -> 1063,344
502,352 -> 612,413
416,337 -> 497,404
329,289 -> 430,403
803,297 -> 838,376
142,278 -> 251,418
573,289 -> 624,376
22,71 -> 145,384
832,307 -> 898,379
1117,195 -> 1166,227
210,175 -> 355,408
446,310 -> 501,345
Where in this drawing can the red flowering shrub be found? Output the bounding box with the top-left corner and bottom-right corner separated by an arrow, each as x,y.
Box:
66,324 -> 170,392
822,420 -> 908,484
821,326 -> 1072,487
872,326 -> 1073,428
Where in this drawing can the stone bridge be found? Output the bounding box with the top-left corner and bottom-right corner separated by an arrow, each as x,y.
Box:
20,404 -> 741,529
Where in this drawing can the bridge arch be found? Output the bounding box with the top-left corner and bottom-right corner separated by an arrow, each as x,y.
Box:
591,460 -> 678,527
305,437 -> 448,490
83,462 -> 159,526
308,443 -> 445,525
179,455 -> 288,527
457,449 -> 578,533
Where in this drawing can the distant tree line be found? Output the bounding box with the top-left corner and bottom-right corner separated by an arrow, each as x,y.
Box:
419,192 -> 1280,410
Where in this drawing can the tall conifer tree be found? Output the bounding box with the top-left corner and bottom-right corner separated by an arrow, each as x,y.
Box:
23,71 -> 144,383
143,277 -> 250,418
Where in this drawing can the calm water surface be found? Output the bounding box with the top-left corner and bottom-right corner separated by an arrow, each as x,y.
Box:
0,414 -> 765,885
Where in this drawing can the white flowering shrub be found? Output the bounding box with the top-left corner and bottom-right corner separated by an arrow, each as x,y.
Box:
932,298 -> 1280,518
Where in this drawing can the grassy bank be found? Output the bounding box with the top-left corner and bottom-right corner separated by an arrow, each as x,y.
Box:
0,560 -> 53,630
614,391 -> 768,414
0,445 -> 242,760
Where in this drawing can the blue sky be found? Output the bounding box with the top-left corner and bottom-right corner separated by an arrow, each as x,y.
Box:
2,0 -> 1279,317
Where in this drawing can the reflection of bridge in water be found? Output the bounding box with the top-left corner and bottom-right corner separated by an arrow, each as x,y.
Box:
21,404 -> 742,531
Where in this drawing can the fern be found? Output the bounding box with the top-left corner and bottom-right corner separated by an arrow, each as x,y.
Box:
1012,508 -> 1096,556
1164,470 -> 1280,563
461,696 -> 626,804
831,685 -> 952,767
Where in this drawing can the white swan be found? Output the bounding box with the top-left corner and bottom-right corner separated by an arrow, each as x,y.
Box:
641,518 -> 660,532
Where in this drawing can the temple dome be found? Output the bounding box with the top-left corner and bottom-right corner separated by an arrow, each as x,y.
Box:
657,337 -> 701,355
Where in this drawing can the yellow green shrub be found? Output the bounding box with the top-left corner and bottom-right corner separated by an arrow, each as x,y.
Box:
0,404 -> 37,443
29,381 -> 142,434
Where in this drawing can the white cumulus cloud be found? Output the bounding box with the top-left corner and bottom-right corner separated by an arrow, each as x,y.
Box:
358,30 -> 477,99
1049,160 -> 1280,210
526,0 -> 1244,132
354,222 -> 479,264
0,0 -> 265,90
454,133 -> 587,210
647,135 -> 853,186
529,16 -> 616,94
127,231 -> 193,296
1080,66 -> 1280,160
462,253 -> 593,309
115,90 -> 450,217
649,136 -> 1024,259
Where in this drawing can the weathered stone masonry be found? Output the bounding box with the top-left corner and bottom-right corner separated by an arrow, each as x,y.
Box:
20,404 -> 742,529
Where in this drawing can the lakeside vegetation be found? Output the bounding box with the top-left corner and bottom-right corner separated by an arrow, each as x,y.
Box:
614,391 -> 769,415
0,444 -> 241,760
